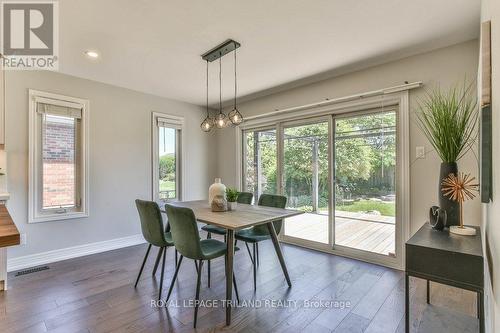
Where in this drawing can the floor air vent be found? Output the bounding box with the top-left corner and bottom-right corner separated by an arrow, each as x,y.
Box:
15,266 -> 50,276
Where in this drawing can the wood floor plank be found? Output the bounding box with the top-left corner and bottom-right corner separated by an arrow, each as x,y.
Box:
333,312 -> 371,333
364,277 -> 405,333
351,269 -> 402,320
308,269 -> 382,330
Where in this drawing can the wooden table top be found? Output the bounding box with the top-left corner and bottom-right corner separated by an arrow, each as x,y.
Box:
0,205 -> 20,248
165,200 -> 303,230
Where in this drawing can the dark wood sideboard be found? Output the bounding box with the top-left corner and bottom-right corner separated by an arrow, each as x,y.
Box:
405,223 -> 484,333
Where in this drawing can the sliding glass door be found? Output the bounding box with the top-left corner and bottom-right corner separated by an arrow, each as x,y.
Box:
334,111 -> 397,257
281,119 -> 331,245
241,106 -> 401,266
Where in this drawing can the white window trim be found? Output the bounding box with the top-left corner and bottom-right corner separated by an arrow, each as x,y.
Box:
151,112 -> 185,202
28,89 -> 90,223
236,89 -> 412,270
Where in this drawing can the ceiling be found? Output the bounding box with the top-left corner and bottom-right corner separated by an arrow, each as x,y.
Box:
59,0 -> 480,106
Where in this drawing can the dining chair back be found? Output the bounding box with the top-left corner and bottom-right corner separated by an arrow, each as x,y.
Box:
134,199 -> 174,300
164,203 -> 240,328
165,204 -> 203,260
254,194 -> 287,234
135,199 -> 169,247
237,192 -> 254,204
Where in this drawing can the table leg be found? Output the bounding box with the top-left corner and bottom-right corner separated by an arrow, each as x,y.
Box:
267,222 -> 291,287
225,230 -> 235,326
426,280 -> 430,304
405,273 -> 410,333
478,291 -> 484,333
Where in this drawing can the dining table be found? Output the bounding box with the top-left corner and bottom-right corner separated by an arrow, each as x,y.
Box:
163,199 -> 303,325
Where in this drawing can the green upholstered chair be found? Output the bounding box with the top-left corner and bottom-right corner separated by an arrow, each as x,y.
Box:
201,191 -> 253,238
165,204 -> 240,328
201,192 -> 253,287
235,194 -> 287,290
134,199 -> 175,301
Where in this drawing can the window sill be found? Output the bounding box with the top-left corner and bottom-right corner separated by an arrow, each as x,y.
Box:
29,211 -> 89,224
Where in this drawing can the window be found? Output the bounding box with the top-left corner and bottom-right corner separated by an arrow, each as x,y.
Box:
152,113 -> 183,202
29,90 -> 89,223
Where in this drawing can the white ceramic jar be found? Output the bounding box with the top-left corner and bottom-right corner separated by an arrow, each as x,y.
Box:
209,178 -> 226,205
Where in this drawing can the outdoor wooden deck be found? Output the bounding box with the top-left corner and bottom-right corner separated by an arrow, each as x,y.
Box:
284,212 -> 395,255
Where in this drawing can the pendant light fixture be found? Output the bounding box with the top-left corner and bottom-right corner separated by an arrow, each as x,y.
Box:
200,39 -> 243,132
215,54 -> 227,128
228,47 -> 243,125
200,60 -> 213,132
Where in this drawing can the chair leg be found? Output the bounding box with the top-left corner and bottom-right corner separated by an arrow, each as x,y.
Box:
207,259 -> 211,288
245,242 -> 255,265
207,233 -> 211,287
256,243 -> 260,266
194,260 -> 199,274
166,255 -> 184,302
158,247 -> 167,300
175,249 -> 178,267
233,273 -> 240,303
134,244 -> 152,288
253,243 -> 257,291
152,247 -> 164,276
194,260 -> 204,328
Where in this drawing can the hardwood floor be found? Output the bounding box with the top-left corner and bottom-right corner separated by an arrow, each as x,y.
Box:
0,237 -> 477,332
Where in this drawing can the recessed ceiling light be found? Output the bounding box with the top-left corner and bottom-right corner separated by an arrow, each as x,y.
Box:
84,50 -> 99,58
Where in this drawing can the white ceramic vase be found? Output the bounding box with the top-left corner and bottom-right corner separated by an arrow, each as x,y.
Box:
209,178 -> 226,205
211,195 -> 227,212
227,201 -> 237,211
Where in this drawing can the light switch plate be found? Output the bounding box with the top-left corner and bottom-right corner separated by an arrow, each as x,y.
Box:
416,146 -> 425,159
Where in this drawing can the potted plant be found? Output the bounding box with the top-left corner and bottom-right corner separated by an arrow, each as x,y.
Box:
226,188 -> 239,211
416,80 -> 478,226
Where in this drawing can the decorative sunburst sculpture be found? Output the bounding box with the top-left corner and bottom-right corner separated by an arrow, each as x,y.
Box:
441,172 -> 479,235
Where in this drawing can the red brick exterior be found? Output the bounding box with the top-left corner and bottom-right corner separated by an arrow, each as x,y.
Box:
42,117 -> 76,208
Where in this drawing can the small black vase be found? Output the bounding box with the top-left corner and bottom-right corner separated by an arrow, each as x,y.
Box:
439,162 -> 459,226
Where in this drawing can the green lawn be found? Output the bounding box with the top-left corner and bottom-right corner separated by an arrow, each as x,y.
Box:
296,199 -> 395,217
337,200 -> 395,217
159,180 -> 176,199
160,180 -> 175,191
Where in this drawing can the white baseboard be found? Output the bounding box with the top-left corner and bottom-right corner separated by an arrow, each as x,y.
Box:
7,234 -> 145,272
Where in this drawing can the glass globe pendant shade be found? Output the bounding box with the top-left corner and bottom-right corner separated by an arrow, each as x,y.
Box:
200,116 -> 213,132
228,108 -> 243,125
215,112 -> 227,128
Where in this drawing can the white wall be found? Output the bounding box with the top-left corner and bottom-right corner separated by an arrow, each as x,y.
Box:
5,70 -> 216,259
216,40 -> 481,236
481,0 -> 499,331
